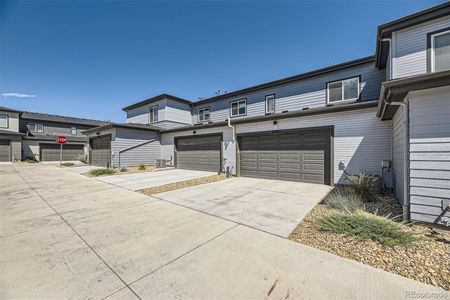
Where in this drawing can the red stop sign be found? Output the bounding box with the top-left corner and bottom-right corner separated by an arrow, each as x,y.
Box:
56,136 -> 68,144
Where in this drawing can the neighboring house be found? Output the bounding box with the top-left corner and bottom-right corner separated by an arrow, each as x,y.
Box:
0,106 -> 23,162
20,111 -> 107,162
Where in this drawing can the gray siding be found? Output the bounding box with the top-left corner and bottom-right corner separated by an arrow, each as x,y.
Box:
392,106 -> 406,206
152,120 -> 194,130
20,119 -> 92,139
193,62 -> 385,123
408,86 -> 450,225
112,128 -> 161,168
126,98 -> 193,127
392,15 -> 450,79
0,111 -> 20,133
236,107 -> 392,184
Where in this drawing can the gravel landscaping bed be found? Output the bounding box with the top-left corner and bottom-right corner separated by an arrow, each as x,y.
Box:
290,195 -> 450,290
83,166 -> 156,177
138,174 -> 228,195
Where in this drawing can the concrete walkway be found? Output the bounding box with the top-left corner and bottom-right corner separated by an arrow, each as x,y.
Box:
94,168 -> 216,190
1,164 -> 445,299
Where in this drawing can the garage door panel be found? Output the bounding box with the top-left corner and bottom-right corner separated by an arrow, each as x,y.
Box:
0,140 -> 10,162
90,135 -> 111,167
238,129 -> 330,184
41,144 -> 84,161
176,135 -> 221,172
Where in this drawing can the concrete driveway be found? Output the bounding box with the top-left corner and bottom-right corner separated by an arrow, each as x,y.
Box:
94,168 -> 216,190
155,177 -> 332,237
1,164 -> 444,299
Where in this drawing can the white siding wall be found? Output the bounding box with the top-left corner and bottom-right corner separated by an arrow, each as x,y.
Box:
22,140 -> 40,161
10,137 -> 21,161
161,126 -> 236,174
236,108 -> 392,184
0,111 -> 20,133
192,62 -> 385,123
392,106 -> 406,206
112,128 -> 160,168
165,99 -> 193,124
392,15 -> 450,79
408,86 -> 450,225
126,99 -> 167,124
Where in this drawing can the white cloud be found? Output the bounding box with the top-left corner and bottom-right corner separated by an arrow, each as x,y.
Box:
2,92 -> 36,98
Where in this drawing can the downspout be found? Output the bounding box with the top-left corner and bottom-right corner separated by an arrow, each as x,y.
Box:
386,98 -> 410,222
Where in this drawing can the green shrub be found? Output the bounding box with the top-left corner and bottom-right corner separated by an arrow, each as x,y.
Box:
346,171 -> 378,202
120,167 -> 128,172
138,163 -> 146,170
324,188 -> 363,212
61,162 -> 75,167
318,211 -> 419,247
77,155 -> 87,164
89,168 -> 116,176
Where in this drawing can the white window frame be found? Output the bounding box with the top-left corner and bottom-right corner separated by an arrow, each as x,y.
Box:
265,94 -> 275,114
326,77 -> 360,104
197,106 -> 211,122
71,127 -> 77,135
230,99 -> 247,117
431,29 -> 450,72
28,123 -> 44,133
148,105 -> 158,124
0,114 -> 8,128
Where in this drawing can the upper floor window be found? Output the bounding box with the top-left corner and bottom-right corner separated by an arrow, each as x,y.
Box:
327,77 -> 359,104
430,29 -> 450,72
148,105 -> 158,124
28,123 -> 44,133
71,127 -> 77,135
230,99 -> 246,117
198,107 -> 211,122
0,114 -> 8,128
265,94 -> 275,114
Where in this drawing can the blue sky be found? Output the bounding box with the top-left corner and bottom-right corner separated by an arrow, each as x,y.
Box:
0,0 -> 445,122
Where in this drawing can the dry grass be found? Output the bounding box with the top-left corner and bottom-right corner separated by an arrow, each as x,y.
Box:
83,165 -> 157,177
290,196 -> 450,290
138,174 -> 228,195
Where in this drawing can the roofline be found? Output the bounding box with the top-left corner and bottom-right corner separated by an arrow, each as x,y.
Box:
377,70 -> 450,120
122,94 -> 192,111
0,131 -> 24,136
0,106 -> 22,113
375,2 -> 450,68
82,123 -> 161,135
162,101 -> 378,133
21,112 -> 106,126
194,56 -> 375,106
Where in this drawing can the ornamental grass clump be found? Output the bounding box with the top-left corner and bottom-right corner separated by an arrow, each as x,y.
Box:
138,163 -> 146,170
318,211 -> 420,247
346,171 -> 378,202
89,168 -> 116,176
324,188 -> 363,212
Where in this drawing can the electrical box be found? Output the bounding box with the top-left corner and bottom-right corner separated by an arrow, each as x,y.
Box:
381,160 -> 391,168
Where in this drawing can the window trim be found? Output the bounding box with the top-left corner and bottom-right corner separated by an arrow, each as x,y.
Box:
229,98 -> 247,117
197,106 -> 211,123
265,94 -> 276,114
70,127 -> 77,135
148,105 -> 158,124
28,123 -> 44,133
0,114 -> 8,129
428,27 -> 450,73
326,76 -> 361,105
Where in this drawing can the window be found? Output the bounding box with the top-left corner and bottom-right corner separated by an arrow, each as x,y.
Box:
327,77 -> 359,103
431,29 -> 450,72
265,94 -> 275,114
0,114 -> 8,128
28,123 -> 44,133
198,107 -> 211,122
148,105 -> 158,124
230,99 -> 246,117
71,127 -> 77,135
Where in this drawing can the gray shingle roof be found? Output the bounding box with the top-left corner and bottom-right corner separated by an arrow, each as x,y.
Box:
21,111 -> 108,127
82,122 -> 162,134
0,106 -> 21,113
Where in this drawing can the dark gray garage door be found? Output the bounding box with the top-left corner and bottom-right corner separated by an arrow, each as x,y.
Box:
238,128 -> 331,185
176,135 -> 221,172
0,140 -> 11,162
90,135 -> 111,167
40,143 -> 84,161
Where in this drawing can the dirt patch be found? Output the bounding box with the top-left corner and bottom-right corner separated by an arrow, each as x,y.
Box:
138,174 -> 228,195
290,196 -> 450,290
